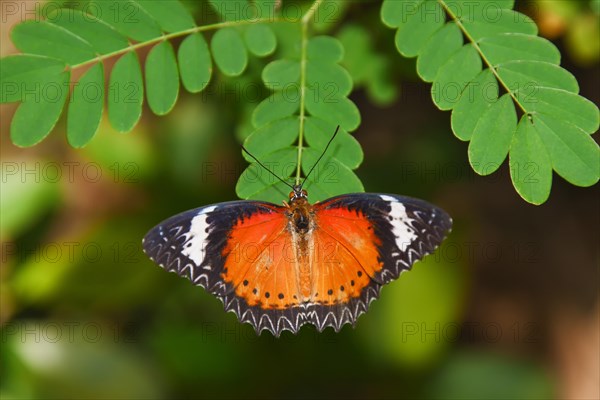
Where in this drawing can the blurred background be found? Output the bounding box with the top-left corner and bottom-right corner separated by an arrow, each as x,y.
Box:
1,1 -> 598,399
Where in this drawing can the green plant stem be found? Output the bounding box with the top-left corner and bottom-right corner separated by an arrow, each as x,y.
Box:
69,17 -> 285,71
438,0 -> 528,114
295,0 -> 325,186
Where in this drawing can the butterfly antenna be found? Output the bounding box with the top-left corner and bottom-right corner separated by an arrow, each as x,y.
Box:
241,146 -> 294,190
300,125 -> 340,189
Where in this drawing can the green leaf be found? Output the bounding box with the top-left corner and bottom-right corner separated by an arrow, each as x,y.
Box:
10,71 -> 70,147
428,351 -> 554,399
178,33 -> 212,93
381,0 -> 420,28
11,20 -> 95,65
479,33 -> 561,66
134,0 -> 196,33
301,148 -> 364,202
461,9 -> 537,41
305,89 -> 361,132
262,60 -> 300,90
252,91 -> 300,128
432,44 -> 482,110
236,147 -> 297,200
89,0 -> 162,42
451,69 -> 499,141
108,52 -> 143,133
417,22 -> 463,82
0,55 -> 66,103
509,118 -> 552,205
533,115 -> 599,187
243,117 -> 300,159
306,60 -> 353,97
244,24 -> 277,56
67,63 -> 104,147
208,0 -> 250,22
497,61 -> 579,93
307,36 -> 344,63
517,88 -> 599,133
211,28 -> 248,76
145,41 -> 179,115
394,0 -> 445,57
48,8 -> 129,54
304,117 -> 363,169
468,94 -> 517,175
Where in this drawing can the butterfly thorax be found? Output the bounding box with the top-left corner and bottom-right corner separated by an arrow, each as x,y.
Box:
288,197 -> 313,234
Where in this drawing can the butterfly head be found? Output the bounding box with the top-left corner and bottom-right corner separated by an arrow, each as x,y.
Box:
289,184 -> 308,202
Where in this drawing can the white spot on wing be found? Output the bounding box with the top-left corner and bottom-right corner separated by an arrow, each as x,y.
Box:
379,195 -> 417,252
181,206 -> 217,265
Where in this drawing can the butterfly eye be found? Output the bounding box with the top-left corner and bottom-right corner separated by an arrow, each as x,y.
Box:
301,189 -> 308,197
288,191 -> 295,200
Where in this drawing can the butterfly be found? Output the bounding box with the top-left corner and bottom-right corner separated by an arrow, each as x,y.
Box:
142,127 -> 452,337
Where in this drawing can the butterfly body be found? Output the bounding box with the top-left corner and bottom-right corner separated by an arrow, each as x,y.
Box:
143,191 -> 452,336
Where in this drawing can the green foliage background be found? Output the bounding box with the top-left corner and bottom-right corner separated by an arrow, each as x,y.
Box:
1,1 -> 599,399
1,0 -> 598,204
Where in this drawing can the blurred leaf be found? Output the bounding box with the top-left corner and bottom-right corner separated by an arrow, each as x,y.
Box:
3,322 -> 163,399
337,25 -> 399,105
428,351 -> 554,399
0,160 -> 60,238
81,119 -> 156,181
364,241 -> 465,368
566,14 -> 600,64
